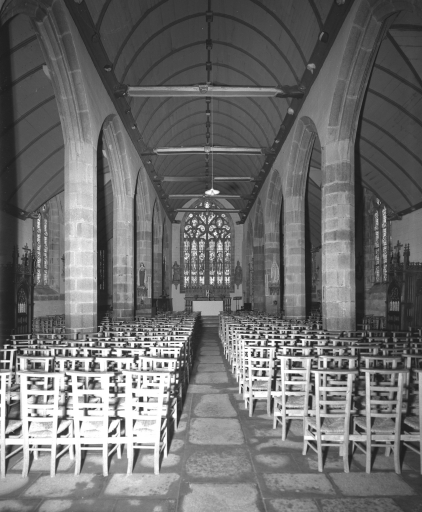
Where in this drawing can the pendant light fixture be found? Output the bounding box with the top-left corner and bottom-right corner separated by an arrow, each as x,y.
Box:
205,90 -> 219,196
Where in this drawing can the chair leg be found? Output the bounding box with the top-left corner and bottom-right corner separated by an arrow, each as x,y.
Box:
126,441 -> 133,475
102,443 -> 108,477
22,442 -> 30,478
74,441 -> 81,476
281,413 -> 286,441
154,442 -> 159,475
393,437 -> 401,474
366,434 -> 372,473
50,443 -> 57,477
302,424 -> 308,456
317,432 -> 323,472
1,443 -> 6,478
249,393 -> 253,417
343,440 -> 350,473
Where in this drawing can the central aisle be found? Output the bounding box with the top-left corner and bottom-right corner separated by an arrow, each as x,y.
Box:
176,323 -> 420,512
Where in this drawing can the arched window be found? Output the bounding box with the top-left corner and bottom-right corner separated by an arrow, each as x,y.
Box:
33,203 -> 49,286
373,198 -> 390,283
182,200 -> 233,291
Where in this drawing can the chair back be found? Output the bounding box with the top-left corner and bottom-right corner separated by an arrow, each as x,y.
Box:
66,371 -> 116,438
0,349 -> 16,371
123,370 -> 169,437
18,371 -> 66,439
0,371 -> 13,436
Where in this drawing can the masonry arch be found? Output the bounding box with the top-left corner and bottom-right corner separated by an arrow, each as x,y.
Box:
321,0 -> 422,331
102,115 -> 135,320
135,167 -> 152,313
283,116 -> 319,320
2,0 -> 97,333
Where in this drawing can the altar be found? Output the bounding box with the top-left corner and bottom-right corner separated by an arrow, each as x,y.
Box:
192,300 -> 224,315
184,294 -> 232,314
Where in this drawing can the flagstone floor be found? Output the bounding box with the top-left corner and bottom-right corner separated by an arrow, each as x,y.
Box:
1,324 -> 421,512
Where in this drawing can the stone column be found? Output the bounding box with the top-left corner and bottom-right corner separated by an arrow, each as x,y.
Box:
253,244 -> 265,312
64,141 -> 97,335
283,195 -> 306,319
113,194 -> 134,319
321,140 -> 355,331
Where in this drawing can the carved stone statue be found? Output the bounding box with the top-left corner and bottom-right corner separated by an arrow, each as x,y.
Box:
138,262 -> 146,288
270,254 -> 280,284
172,261 -> 181,289
234,260 -> 242,289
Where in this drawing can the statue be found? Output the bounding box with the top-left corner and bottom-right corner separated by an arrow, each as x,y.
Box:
138,262 -> 148,301
172,261 -> 181,289
234,261 -> 242,289
138,262 -> 146,288
270,254 -> 280,284
269,254 -> 280,296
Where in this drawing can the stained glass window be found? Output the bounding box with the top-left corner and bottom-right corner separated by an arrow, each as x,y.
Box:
183,200 -> 232,288
373,199 -> 390,283
33,203 -> 49,286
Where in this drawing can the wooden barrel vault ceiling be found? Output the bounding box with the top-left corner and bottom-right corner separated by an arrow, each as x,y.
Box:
1,1 -> 421,241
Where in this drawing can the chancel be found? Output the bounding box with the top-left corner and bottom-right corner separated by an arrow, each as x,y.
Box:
1,0 -> 422,509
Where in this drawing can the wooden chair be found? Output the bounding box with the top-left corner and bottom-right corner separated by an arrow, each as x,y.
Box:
0,349 -> 16,371
401,368 -> 422,473
303,368 -> 357,472
123,370 -> 169,475
0,371 -> 23,478
18,371 -> 73,477
272,355 -> 313,439
352,368 -> 408,473
66,371 -> 121,476
244,346 -> 275,416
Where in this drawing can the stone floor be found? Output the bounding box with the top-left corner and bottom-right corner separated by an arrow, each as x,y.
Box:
1,325 -> 421,511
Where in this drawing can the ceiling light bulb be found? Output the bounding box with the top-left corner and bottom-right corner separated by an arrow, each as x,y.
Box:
205,187 -> 220,196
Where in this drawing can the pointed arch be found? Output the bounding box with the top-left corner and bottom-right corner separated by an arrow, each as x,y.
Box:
102,115 -> 135,319
1,0 -> 97,333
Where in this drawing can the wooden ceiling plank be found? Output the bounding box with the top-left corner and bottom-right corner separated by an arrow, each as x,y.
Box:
386,33 -> 422,91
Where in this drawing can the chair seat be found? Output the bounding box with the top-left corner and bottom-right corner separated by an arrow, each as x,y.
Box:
250,379 -> 269,390
1,419 -> 22,435
307,417 -> 346,433
133,419 -> 158,435
28,419 -> 72,438
274,395 -> 305,408
79,418 -> 120,437
355,416 -> 396,432
404,416 -> 419,430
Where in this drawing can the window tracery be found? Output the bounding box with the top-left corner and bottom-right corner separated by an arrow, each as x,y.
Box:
373,198 -> 390,284
33,203 -> 49,286
182,200 -> 233,290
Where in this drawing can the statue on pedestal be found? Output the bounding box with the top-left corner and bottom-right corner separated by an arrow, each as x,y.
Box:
172,261 -> 181,289
234,260 -> 242,289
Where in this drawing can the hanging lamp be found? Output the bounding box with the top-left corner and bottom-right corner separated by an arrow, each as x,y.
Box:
205,91 -> 219,196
